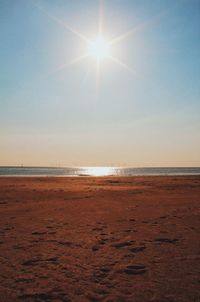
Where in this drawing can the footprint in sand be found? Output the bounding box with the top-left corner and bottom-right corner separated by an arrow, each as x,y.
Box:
31,231 -> 47,235
92,227 -> 104,231
123,264 -> 146,275
92,244 -> 100,251
159,215 -> 168,219
111,241 -> 135,248
15,277 -> 34,283
99,265 -> 112,273
22,257 -> 58,266
124,229 -> 137,233
58,241 -> 73,246
0,201 -> 8,205
129,246 -> 146,253
13,245 -> 25,250
155,238 -> 178,244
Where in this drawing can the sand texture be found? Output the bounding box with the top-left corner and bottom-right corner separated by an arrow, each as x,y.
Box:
0,176 -> 200,302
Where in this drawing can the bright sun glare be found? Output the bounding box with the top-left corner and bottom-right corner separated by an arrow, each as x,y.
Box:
88,36 -> 111,60
34,0 -> 137,79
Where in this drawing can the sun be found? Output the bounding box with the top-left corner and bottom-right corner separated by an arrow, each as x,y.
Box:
88,36 -> 111,60
35,1 -> 136,77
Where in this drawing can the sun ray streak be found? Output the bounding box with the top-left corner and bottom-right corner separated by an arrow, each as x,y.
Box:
109,56 -> 139,77
110,22 -> 148,45
47,54 -> 89,77
32,0 -> 90,43
67,54 -> 90,67
98,0 -> 104,37
110,12 -> 165,45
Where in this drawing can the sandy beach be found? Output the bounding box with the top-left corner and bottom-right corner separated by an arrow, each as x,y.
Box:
0,176 -> 200,302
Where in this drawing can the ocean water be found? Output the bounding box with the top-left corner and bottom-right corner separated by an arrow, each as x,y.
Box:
0,166 -> 200,176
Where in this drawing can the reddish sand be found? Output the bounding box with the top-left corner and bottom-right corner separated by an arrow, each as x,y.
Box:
0,176 -> 200,302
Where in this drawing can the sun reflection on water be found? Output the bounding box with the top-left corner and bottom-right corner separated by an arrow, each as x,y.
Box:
80,167 -> 116,176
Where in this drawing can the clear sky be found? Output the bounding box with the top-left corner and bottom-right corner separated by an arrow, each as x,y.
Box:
0,0 -> 200,167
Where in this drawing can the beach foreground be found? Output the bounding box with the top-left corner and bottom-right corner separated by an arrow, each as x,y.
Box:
0,176 -> 200,302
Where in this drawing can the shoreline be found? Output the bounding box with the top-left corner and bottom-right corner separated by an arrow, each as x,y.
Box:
1,173 -> 200,178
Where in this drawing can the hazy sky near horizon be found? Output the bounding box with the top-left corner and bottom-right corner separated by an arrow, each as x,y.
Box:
0,0 -> 200,167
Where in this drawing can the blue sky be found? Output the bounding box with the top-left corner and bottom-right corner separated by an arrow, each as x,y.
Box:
0,0 -> 200,166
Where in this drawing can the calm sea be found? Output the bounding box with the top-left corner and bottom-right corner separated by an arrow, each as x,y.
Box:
0,166 -> 200,177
